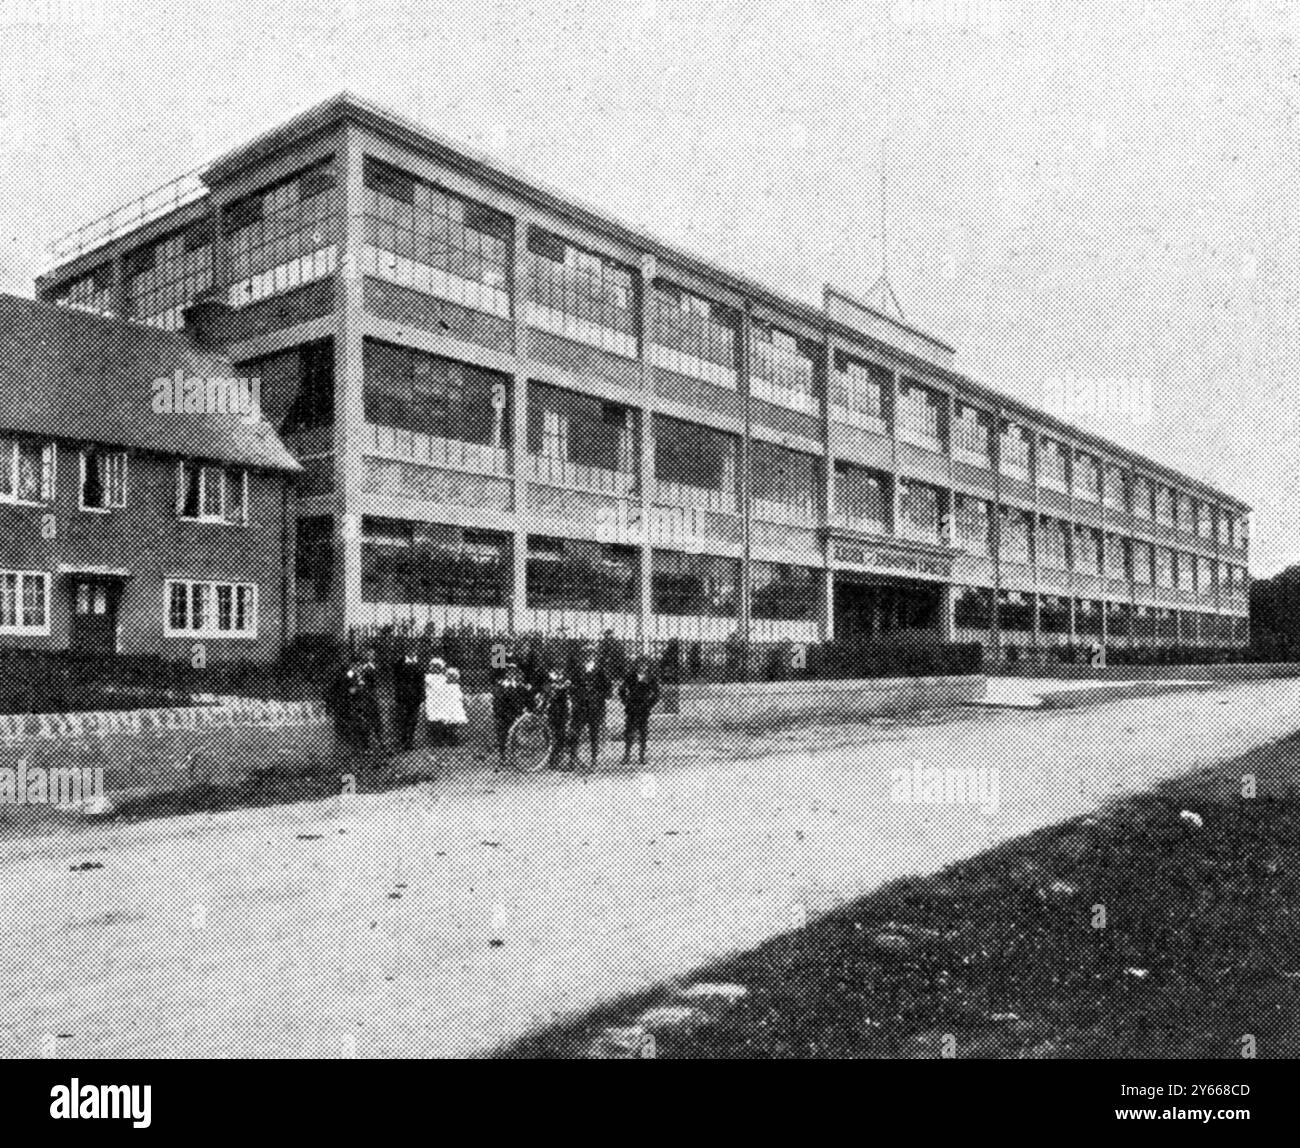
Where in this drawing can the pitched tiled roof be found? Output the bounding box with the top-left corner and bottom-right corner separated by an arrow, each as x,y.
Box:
0,294 -> 301,473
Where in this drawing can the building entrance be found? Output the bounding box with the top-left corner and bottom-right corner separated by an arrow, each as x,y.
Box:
833,574 -> 941,641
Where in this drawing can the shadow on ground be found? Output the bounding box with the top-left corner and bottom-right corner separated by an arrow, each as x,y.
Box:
497,730 -> 1300,1059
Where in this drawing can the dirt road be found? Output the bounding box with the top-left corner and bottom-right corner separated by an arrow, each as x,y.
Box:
4,678 -> 1298,1058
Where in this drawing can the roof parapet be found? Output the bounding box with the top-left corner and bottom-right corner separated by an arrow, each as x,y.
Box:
824,285 -> 956,371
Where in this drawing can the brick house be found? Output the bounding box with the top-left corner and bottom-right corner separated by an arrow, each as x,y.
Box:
0,293 -> 301,660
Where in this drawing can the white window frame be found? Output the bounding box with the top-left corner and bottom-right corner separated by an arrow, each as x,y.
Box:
177,461 -> 250,525
0,569 -> 52,635
0,440 -> 57,505
79,448 -> 128,512
163,578 -> 259,639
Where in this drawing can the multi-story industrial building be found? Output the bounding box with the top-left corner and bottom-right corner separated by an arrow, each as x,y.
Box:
34,93 -> 1251,657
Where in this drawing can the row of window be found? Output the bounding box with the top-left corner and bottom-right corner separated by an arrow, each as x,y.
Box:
45,154 -> 1243,544
0,438 -> 250,523
223,158 -> 338,308
124,221 -> 214,331
0,571 -> 257,638
354,520 -> 822,622
953,588 -> 1249,639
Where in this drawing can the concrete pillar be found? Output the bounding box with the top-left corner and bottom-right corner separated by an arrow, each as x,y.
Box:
737,305 -> 754,648
333,124 -> 367,641
888,367 -> 902,535
637,254 -> 657,653
820,341 -> 836,642
509,216 -> 530,633
939,583 -> 956,641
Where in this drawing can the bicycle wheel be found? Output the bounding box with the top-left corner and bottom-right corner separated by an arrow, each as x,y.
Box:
509,712 -> 551,772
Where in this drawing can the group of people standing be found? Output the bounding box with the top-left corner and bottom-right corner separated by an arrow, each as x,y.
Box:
329,646 -> 469,757
327,636 -> 663,773
492,641 -> 662,772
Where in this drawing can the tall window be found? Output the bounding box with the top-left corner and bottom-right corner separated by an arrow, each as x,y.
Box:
1106,534 -> 1129,579
833,462 -> 888,528
295,516 -> 334,601
0,570 -> 50,634
750,322 -> 818,415
653,415 -> 739,512
125,221 -> 214,331
361,519 -> 509,606
831,355 -> 889,434
237,339 -> 334,436
898,381 -> 942,449
954,495 -> 991,554
1000,421 -> 1031,479
362,157 -> 511,318
1038,517 -> 1069,570
651,550 -> 739,617
1132,540 -> 1154,584
1154,485 -> 1175,525
177,462 -> 248,525
1073,526 -> 1102,573
1039,438 -> 1067,490
954,586 -> 994,629
651,283 -> 739,389
80,449 -> 127,510
898,480 -> 940,541
952,403 -> 992,462
52,263 -> 114,315
165,579 -> 257,638
526,536 -> 638,612
1197,503 -> 1214,539
224,158 -> 338,308
527,383 -> 636,494
1132,475 -> 1153,519
0,439 -> 55,504
999,508 -> 1031,563
752,562 -> 817,621
1103,464 -> 1127,510
1073,452 -> 1100,501
1155,546 -> 1174,587
751,441 -> 817,522
1198,556 -> 1215,595
526,227 -> 637,357
364,339 -> 509,450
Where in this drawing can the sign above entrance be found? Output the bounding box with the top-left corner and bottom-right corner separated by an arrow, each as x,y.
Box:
832,540 -> 953,579
826,526 -> 957,581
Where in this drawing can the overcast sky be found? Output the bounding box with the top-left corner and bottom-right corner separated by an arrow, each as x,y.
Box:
1,0 -> 1295,572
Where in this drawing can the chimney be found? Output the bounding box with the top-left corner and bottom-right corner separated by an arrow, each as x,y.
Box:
181,288 -> 236,352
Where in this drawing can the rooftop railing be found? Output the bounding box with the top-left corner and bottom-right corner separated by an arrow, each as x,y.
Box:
46,170 -> 209,271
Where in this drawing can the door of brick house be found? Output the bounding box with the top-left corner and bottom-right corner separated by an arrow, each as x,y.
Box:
70,578 -> 120,655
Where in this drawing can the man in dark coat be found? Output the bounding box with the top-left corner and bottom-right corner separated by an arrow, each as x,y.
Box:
354,647 -> 383,752
392,650 -> 425,751
567,642 -> 611,772
540,670 -> 573,771
491,662 -> 534,771
619,655 -> 662,767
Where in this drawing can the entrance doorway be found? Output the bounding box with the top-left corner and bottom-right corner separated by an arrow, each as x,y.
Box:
834,575 -> 941,641
70,578 -> 121,654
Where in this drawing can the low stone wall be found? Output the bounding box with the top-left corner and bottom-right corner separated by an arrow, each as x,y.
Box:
0,675 -> 986,800
664,675 -> 987,733
1017,663 -> 1300,683
0,700 -> 333,793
